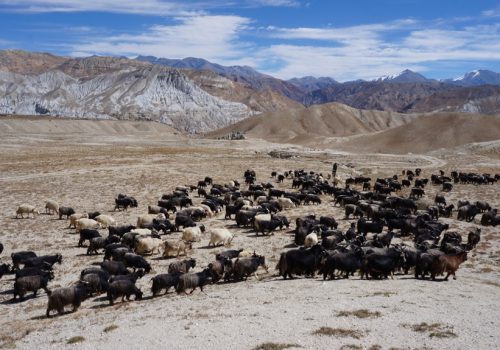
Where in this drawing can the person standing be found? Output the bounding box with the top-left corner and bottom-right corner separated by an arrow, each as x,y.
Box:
332,162 -> 338,177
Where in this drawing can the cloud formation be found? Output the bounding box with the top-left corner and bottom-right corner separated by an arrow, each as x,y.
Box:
3,2 -> 500,80
0,0 -> 301,14
71,15 -> 253,64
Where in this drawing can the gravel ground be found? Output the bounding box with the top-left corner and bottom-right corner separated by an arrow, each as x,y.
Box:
0,119 -> 499,350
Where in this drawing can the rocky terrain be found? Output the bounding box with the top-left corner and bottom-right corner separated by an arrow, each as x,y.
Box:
2,50 -> 500,133
0,117 -> 499,350
0,62 -> 250,133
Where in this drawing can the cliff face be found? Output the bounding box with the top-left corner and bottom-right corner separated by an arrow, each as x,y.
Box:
0,63 -> 251,133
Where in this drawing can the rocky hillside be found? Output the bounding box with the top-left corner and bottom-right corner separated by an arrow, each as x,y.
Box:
0,50 -> 67,75
183,69 -> 302,113
303,81 -> 458,112
137,55 -> 305,102
404,85 -> 500,114
0,64 -> 251,133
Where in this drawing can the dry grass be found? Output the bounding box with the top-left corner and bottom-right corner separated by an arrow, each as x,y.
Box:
368,291 -> 397,297
429,330 -> 458,338
67,336 -> 85,344
337,309 -> 382,319
103,325 -> 119,333
407,322 -> 444,333
482,280 -> 500,288
252,342 -> 301,350
339,345 -> 362,350
313,327 -> 364,339
402,322 -> 457,338
479,266 -> 493,273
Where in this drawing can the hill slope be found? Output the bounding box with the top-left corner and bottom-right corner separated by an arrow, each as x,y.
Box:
209,102 -> 415,143
332,113 -> 500,154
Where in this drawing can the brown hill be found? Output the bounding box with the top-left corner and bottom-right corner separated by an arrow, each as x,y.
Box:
304,81 -> 457,112
56,56 -> 150,80
331,113 -> 500,154
404,85 -> 500,115
184,69 -> 303,114
208,102 -> 415,143
0,50 -> 67,74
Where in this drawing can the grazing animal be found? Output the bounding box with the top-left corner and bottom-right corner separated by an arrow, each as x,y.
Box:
136,213 -> 166,229
107,280 -> 142,305
304,232 -> 319,248
101,261 -> 130,276
75,218 -> 100,233
16,204 -> 39,219
69,213 -> 88,228
11,251 -> 37,270
24,254 -> 62,269
467,228 -> 481,249
108,225 -> 136,237
163,240 -> 192,258
175,268 -> 212,295
181,225 -> 205,242
168,258 -> 196,274
13,275 -> 50,300
46,283 -> 89,317
58,206 -> 75,220
431,252 -> 468,280
78,229 -> 101,247
108,270 -> 145,284
15,266 -> 53,281
45,200 -> 59,215
114,196 -> 138,211
208,229 -> 234,247
80,273 -> 109,295
95,215 -> 116,229
276,245 -> 325,279
319,248 -> 365,280
151,273 -> 182,296
230,255 -> 267,281
123,253 -> 151,273
134,237 -> 163,255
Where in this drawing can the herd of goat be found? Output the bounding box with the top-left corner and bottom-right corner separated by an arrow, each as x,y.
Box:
0,167 -> 498,318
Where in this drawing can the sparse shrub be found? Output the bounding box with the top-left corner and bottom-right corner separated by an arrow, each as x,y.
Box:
252,342 -> 301,350
67,336 -> 85,344
337,309 -> 381,319
402,322 -> 457,338
313,327 -> 364,339
430,330 -> 457,338
103,325 -> 118,333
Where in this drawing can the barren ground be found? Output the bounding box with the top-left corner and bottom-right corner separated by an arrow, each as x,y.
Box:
0,118 -> 499,350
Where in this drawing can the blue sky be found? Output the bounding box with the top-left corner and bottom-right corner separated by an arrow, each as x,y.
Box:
1,0 -> 499,81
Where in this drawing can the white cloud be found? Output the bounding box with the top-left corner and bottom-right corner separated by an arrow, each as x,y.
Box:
250,0 -> 300,7
71,15 -> 253,64
0,0 -> 299,14
14,2 -> 498,81
0,0 -> 209,15
255,21 -> 500,80
69,17 -> 500,81
483,6 -> 500,17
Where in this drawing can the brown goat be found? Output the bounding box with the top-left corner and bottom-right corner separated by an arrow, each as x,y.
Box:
431,251 -> 468,281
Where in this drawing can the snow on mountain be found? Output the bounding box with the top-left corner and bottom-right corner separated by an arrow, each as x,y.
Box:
374,69 -> 430,83
449,70 -> 500,86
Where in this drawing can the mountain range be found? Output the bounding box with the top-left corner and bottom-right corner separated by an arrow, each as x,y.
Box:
1,49 -> 499,133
